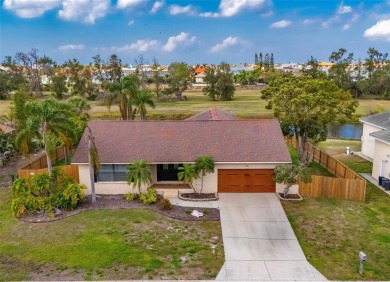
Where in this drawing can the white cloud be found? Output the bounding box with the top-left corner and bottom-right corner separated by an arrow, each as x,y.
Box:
209,36 -> 238,53
150,1 -> 163,13
321,16 -> 340,28
58,44 -> 85,51
199,12 -> 219,18
342,23 -> 351,30
261,11 -> 273,17
337,2 -> 352,15
342,13 -> 359,31
169,4 -> 195,15
58,0 -> 110,24
364,19 -> 390,41
303,19 -> 314,25
219,0 -> 266,17
3,0 -> 61,18
270,20 -> 291,28
115,39 -> 160,52
127,20 -> 134,25
162,32 -> 196,52
117,0 -> 145,9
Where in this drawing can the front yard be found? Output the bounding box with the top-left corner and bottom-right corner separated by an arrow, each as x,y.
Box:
283,140 -> 390,280
0,188 -> 224,281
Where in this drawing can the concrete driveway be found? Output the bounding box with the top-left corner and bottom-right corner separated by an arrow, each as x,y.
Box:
216,193 -> 327,281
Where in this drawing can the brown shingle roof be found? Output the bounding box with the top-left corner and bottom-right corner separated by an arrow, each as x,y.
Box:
72,120 -> 291,164
185,108 -> 237,121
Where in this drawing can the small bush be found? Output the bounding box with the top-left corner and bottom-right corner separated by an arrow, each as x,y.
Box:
139,188 -> 158,205
160,198 -> 172,210
124,192 -> 136,201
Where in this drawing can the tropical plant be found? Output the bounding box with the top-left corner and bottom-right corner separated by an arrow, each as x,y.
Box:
86,126 -> 100,203
11,169 -> 85,218
15,98 -> 76,175
159,198 -> 172,210
139,188 -> 158,204
178,163 -> 199,194
195,155 -> 215,194
274,163 -> 312,198
131,89 -> 156,120
125,192 -> 136,201
127,160 -> 152,194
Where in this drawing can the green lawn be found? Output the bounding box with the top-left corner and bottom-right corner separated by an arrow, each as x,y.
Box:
283,140 -> 389,280
0,188 -> 224,281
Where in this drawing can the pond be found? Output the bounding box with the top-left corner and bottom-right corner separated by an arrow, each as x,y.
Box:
327,123 -> 363,140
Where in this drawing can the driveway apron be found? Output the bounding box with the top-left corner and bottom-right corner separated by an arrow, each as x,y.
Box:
216,193 -> 327,281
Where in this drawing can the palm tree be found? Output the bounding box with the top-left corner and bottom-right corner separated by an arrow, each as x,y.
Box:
132,89 -> 156,120
15,98 -> 76,175
87,126 -> 100,203
178,164 -> 199,194
105,74 -> 140,120
127,160 -> 152,194
195,155 -> 215,194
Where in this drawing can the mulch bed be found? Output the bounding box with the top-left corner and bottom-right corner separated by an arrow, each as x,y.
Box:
179,192 -> 218,201
278,193 -> 303,200
19,195 -> 220,223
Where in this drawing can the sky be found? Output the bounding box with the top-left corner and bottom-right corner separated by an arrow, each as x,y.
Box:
0,0 -> 390,65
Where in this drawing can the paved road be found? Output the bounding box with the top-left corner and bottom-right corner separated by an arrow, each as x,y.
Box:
216,193 -> 327,281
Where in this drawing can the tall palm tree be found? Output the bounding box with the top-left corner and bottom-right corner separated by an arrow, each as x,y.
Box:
105,74 -> 140,120
132,89 -> 156,120
178,164 -> 199,194
15,98 -> 76,175
127,160 -> 152,194
195,155 -> 215,194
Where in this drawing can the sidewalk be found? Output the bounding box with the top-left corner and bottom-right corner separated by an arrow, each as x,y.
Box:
360,173 -> 390,196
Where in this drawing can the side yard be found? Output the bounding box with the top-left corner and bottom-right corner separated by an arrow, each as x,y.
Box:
0,188 -> 224,281
282,140 -> 390,280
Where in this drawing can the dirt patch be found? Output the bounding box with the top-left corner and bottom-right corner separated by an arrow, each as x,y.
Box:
19,194 -> 220,223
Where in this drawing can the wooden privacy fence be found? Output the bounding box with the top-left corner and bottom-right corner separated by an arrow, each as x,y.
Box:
299,175 -> 366,202
20,146 -> 67,170
285,136 -> 366,202
18,165 -> 80,183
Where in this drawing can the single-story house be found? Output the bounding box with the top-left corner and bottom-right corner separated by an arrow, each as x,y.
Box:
359,112 -> 390,160
195,73 -> 206,84
370,130 -> 390,180
72,111 -> 291,195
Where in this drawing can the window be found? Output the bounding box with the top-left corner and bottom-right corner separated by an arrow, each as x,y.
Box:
97,164 -> 127,182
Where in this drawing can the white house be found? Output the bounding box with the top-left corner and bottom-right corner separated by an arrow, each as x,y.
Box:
360,112 -> 390,159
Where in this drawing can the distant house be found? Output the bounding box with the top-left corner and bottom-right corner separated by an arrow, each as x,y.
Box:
195,73 -> 206,83
72,109 -> 291,196
360,112 -> 390,180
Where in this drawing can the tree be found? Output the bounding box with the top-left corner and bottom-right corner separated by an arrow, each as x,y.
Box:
202,67 -> 219,100
254,53 -> 259,65
259,53 -> 263,69
105,74 -> 140,120
264,53 -> 270,71
67,96 -> 91,140
15,99 -> 76,175
107,54 -> 123,83
261,75 -> 357,163
216,62 -> 235,101
165,62 -> 192,99
50,73 -> 67,99
329,48 -> 354,91
151,57 -> 161,98
195,155 -> 214,194
178,163 -> 199,194
270,53 -> 274,69
365,47 -> 388,77
86,126 -> 100,203
301,56 -> 326,79
15,48 -> 42,95
0,71 -> 15,100
274,163 -> 312,198
131,89 -> 156,120
127,160 -> 152,194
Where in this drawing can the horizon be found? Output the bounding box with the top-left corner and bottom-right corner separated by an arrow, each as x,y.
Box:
1,0 -> 390,65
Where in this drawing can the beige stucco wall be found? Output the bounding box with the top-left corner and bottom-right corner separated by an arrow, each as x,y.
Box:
372,140 -> 390,180
78,162 -> 290,195
361,123 -> 383,159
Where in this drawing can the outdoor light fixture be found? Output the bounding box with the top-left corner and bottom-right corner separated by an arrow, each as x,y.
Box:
359,251 -> 367,275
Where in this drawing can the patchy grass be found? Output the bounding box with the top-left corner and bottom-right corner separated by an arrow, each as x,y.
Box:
283,139 -> 389,280
0,188 -> 224,280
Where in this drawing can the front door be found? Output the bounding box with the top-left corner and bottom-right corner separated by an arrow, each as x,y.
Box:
157,164 -> 183,181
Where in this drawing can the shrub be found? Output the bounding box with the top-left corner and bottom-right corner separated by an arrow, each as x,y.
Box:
11,170 -> 86,218
125,192 -> 136,202
139,188 -> 158,205
160,198 -> 172,210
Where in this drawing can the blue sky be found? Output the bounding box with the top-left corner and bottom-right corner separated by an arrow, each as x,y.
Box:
1,0 -> 389,65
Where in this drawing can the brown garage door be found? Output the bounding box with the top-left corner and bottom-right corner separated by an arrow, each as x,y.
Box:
218,169 -> 275,193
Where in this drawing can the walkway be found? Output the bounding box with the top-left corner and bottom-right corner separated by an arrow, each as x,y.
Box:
360,173 -> 390,196
216,193 -> 326,281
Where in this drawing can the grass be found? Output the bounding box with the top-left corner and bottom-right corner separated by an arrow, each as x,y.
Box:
282,140 -> 389,280
0,188 -> 224,281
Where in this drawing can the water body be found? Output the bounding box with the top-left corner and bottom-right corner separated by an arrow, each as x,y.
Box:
327,124 -> 363,140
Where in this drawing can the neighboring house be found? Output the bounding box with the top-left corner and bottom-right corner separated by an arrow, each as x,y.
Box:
359,112 -> 390,159
359,112 -> 390,180
195,73 -> 206,84
72,110 -> 291,195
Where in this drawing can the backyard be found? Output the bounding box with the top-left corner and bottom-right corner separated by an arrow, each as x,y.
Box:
282,140 -> 390,280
